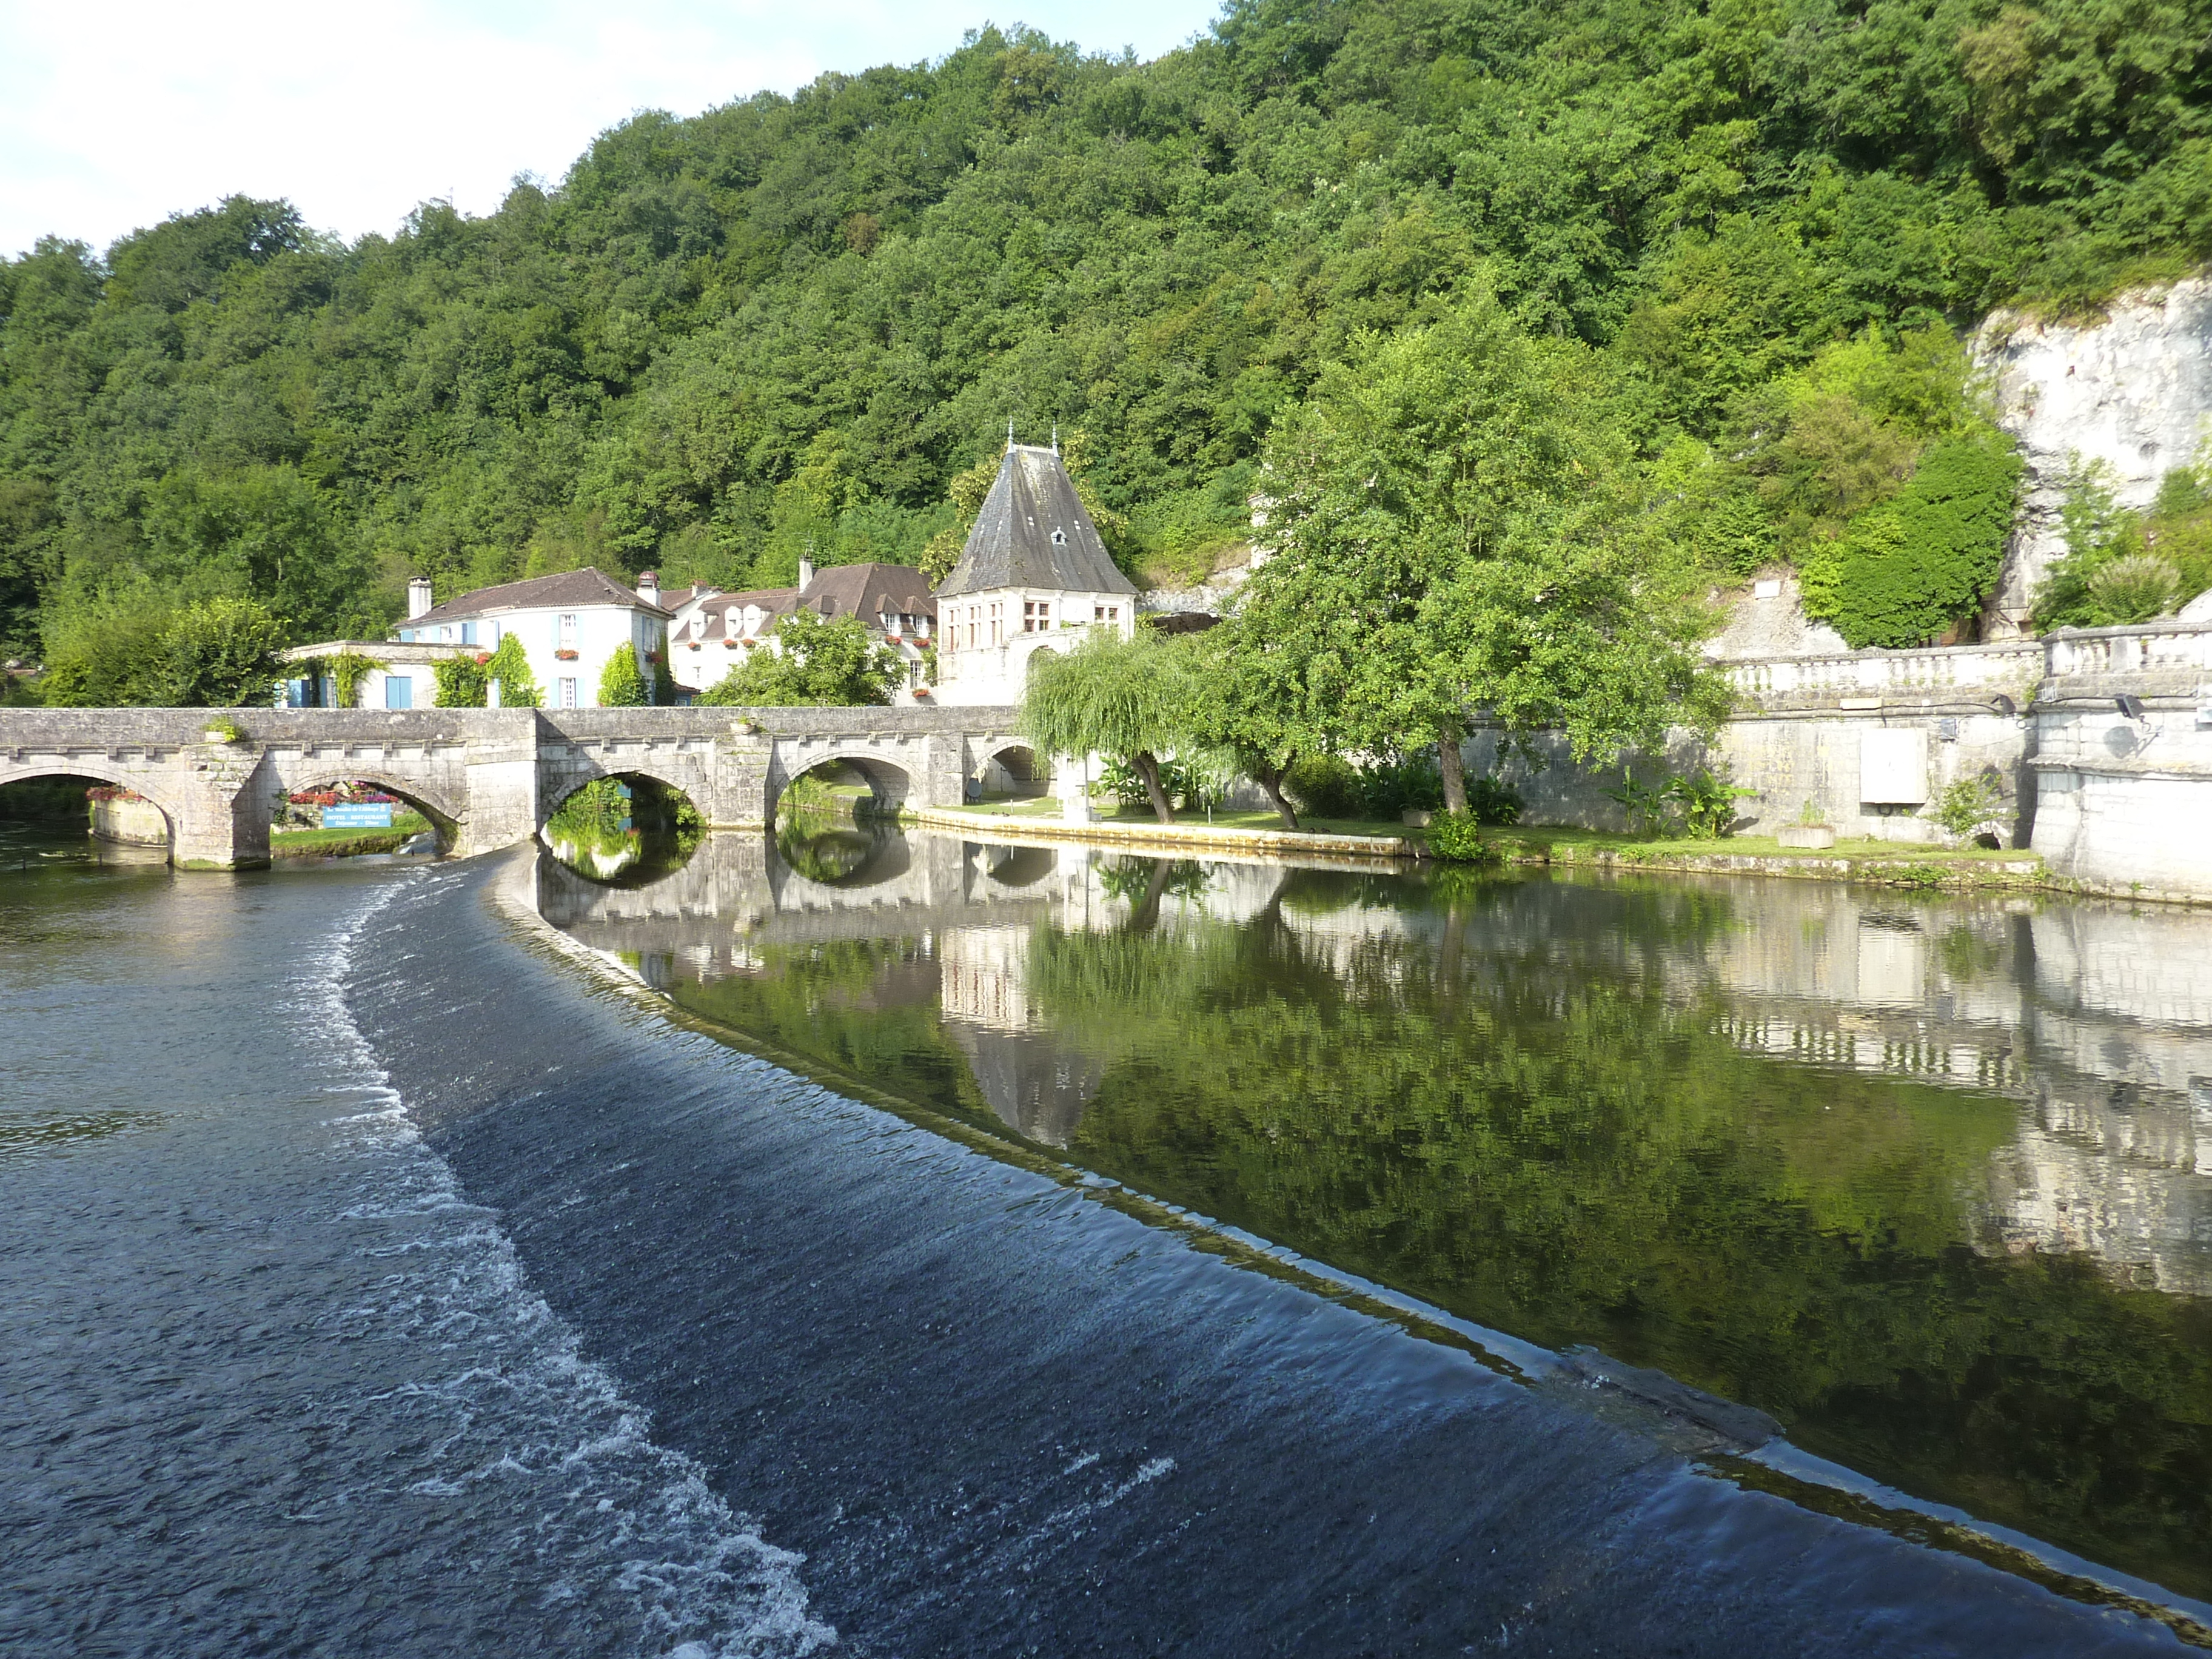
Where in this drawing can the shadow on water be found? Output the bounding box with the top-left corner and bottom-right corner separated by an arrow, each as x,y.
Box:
532,824 -> 2212,1610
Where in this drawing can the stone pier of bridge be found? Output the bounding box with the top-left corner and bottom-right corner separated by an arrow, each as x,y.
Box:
0,705 -> 1030,868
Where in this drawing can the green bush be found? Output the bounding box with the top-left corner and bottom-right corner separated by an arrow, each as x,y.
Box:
1810,435 -> 2024,648
432,654 -> 488,707
598,642 -> 648,706
1930,773 -> 2006,839
1283,752 -> 1445,822
1426,809 -> 1499,863
1468,776 -> 1523,826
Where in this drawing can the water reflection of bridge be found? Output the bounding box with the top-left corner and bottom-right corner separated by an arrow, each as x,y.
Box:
534,833 -> 2212,1295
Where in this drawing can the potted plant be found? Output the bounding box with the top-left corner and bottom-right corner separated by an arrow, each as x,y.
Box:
201,714 -> 241,744
1777,798 -> 1836,850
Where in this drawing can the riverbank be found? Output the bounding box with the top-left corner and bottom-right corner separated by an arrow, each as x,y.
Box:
906,802 -> 2207,903
269,811 -> 430,859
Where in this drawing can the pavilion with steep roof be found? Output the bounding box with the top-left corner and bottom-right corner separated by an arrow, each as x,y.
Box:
931,440 -> 1137,706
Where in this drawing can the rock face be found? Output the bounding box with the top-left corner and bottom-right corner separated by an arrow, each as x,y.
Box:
1704,569 -> 1849,660
1976,274 -> 2212,636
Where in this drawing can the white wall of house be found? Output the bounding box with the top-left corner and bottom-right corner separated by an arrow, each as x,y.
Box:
933,589 -> 1131,706
665,602 -> 936,703
399,603 -> 666,706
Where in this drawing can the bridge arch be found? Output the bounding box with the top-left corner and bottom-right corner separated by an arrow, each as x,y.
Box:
0,760 -> 183,853
976,742 -> 1050,801
768,748 -> 914,823
280,769 -> 464,850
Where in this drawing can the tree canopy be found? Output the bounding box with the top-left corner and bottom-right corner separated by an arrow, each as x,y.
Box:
1234,292 -> 1728,809
701,609 -> 903,705
2,0 -> 2206,676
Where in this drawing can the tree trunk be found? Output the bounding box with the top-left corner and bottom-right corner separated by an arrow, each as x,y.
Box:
1437,726 -> 1469,815
1132,751 -> 1176,825
1254,763 -> 1299,831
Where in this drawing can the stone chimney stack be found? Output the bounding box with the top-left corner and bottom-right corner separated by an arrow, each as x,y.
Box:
798,554 -> 815,591
637,569 -> 659,608
407,576 -> 433,619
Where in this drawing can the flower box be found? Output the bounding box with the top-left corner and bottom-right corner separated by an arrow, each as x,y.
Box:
687,642 -> 701,651
554,648 -> 580,661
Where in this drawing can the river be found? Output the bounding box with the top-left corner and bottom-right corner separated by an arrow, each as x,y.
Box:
4,816 -> 2210,1655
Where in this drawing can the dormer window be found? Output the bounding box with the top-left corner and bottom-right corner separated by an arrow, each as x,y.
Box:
1051,529 -> 1068,546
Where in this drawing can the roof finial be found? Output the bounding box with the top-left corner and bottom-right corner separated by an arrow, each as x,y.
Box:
1007,417 -> 1014,452
1051,423 -> 1059,457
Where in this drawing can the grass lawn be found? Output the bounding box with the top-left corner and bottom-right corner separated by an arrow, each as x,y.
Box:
1492,827 -> 2033,863
272,811 -> 431,857
927,800 -> 2036,866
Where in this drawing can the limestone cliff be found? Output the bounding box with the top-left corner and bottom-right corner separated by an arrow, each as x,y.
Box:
1976,275 -> 2212,637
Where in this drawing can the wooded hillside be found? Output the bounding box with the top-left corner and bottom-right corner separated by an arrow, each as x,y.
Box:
2,0 -> 2207,672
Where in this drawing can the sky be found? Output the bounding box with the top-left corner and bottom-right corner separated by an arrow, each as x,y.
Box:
0,0 -> 1222,261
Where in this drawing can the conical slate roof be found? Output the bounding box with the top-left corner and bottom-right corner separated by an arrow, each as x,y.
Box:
937,444 -> 1137,599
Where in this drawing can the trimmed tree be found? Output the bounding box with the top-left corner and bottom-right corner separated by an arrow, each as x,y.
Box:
598,642 -> 648,706
483,632 -> 541,706
1021,628 -> 1202,825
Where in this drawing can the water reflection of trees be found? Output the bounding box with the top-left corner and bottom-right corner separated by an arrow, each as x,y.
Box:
540,835 -> 2212,1600
1018,889 -> 2212,1604
542,777 -> 703,886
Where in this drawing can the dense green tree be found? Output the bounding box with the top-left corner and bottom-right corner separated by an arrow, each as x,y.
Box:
597,642 -> 649,706
1239,292 -> 1725,813
701,609 -> 903,705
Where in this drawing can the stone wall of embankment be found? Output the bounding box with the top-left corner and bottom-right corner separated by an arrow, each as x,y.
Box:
1466,623 -> 2212,898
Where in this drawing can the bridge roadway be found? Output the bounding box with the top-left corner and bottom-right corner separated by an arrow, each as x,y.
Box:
0,705 -> 1031,868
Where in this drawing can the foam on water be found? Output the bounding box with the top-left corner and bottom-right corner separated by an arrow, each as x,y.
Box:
300,873 -> 836,1658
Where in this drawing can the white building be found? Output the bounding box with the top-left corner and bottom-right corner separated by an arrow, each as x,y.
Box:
283,567 -> 672,708
932,442 -> 1137,706
662,559 -> 937,704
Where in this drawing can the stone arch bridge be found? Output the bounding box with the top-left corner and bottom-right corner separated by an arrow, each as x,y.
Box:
0,705 -> 1030,868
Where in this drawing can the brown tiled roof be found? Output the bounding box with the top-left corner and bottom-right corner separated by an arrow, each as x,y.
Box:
798,562 -> 937,622
682,588 -> 800,642
403,567 -> 669,628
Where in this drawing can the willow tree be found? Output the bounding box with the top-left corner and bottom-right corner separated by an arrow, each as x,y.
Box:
1238,291 -> 1725,813
1022,628 -> 1202,825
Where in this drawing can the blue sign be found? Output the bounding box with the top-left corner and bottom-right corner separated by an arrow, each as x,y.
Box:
323,803 -> 393,829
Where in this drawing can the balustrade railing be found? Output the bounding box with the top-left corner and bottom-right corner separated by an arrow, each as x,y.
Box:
1726,623 -> 2212,703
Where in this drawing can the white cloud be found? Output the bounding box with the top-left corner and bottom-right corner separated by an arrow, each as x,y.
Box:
0,0 -> 1218,259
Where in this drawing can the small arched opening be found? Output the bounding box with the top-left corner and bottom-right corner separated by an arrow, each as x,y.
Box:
276,774 -> 456,860
0,769 -> 176,869
976,743 -> 1051,804
541,771 -> 706,887
772,756 -> 911,885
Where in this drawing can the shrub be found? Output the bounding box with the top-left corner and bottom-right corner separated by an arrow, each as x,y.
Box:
1284,755 -> 1360,819
1812,435 -> 2023,648
1426,808 -> 1498,863
1669,769 -> 1755,838
432,654 -> 488,707
1467,775 -> 1522,826
598,643 -> 648,706
1930,772 -> 2006,838
483,633 -> 540,706
2086,554 -> 2180,624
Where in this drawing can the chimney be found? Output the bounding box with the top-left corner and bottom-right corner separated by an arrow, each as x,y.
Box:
798,554 -> 815,591
637,569 -> 659,608
407,576 -> 433,619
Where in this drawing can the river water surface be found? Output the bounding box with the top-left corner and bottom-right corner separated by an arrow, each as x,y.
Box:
6,818 -> 2212,1655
